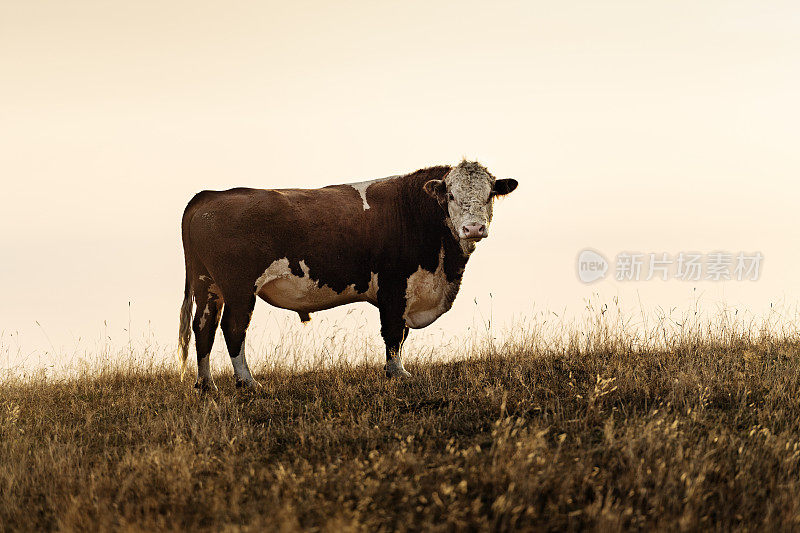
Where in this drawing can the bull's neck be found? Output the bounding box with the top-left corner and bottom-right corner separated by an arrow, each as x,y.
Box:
400,168 -> 471,282
441,229 -> 470,283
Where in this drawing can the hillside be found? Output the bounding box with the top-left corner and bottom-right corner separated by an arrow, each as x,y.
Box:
2,334 -> 800,531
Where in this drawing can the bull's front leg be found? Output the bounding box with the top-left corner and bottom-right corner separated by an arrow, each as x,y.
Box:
378,289 -> 412,378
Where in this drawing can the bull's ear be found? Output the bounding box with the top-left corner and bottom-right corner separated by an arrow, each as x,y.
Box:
423,179 -> 447,202
492,178 -> 518,197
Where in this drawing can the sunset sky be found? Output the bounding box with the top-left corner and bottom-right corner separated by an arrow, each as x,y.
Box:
2,1 -> 799,370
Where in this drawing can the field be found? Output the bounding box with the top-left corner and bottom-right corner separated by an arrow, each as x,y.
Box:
3,319 -> 800,531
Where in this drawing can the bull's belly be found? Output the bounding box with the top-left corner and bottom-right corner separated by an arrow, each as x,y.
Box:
258,278 -> 367,312
255,258 -> 378,313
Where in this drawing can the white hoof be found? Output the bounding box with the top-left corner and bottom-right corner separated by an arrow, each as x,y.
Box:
385,358 -> 412,379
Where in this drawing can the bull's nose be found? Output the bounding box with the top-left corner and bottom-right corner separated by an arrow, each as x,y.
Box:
462,224 -> 488,240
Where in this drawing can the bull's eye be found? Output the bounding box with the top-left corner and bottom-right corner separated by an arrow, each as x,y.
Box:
448,193 -> 455,201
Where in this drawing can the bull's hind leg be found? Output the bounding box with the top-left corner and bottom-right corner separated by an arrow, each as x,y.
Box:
192,285 -> 222,391
220,293 -> 259,388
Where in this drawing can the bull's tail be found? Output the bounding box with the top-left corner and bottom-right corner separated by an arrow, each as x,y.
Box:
178,271 -> 193,381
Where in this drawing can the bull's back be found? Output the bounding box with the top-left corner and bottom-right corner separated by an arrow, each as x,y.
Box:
183,185 -> 379,295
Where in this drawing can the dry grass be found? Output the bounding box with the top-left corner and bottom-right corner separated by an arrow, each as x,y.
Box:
3,318 -> 800,531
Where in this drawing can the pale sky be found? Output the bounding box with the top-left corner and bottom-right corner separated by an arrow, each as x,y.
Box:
2,1 -> 800,370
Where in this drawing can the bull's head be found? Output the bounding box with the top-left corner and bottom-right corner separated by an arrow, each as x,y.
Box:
424,161 -> 518,255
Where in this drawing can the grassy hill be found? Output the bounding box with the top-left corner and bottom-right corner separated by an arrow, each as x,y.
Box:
2,331 -> 800,531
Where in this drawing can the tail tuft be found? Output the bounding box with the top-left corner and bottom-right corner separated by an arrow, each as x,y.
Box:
178,276 -> 193,381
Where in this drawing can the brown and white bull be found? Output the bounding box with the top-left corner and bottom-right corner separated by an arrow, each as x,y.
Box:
178,160 -> 517,389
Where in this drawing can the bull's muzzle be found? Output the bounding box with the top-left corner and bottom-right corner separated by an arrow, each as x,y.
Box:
461,223 -> 488,240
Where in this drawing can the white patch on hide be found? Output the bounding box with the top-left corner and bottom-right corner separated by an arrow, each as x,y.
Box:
347,175 -> 396,210
231,345 -> 255,384
255,258 -> 379,312
403,248 -> 459,329
197,282 -> 221,330
197,303 -> 211,330
197,352 -> 214,384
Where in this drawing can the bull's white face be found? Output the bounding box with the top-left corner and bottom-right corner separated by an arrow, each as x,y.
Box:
424,161 -> 518,256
